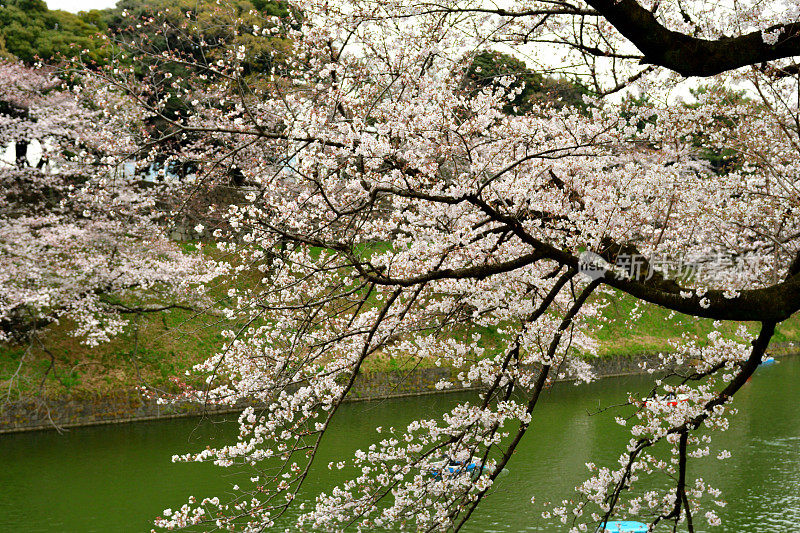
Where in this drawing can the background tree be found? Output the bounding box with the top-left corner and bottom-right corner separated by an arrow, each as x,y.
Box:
0,61 -> 216,399
98,0 -> 296,194
0,0 -> 108,64
466,51 -> 587,114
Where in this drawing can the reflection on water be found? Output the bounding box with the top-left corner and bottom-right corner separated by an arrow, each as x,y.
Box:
0,358 -> 797,532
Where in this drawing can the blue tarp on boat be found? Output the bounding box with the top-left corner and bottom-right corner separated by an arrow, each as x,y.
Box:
601,521 -> 648,532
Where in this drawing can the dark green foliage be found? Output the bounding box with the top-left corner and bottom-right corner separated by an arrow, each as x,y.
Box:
465,51 -> 587,115
101,0 -> 294,74
0,0 -> 293,69
620,86 -> 753,174
618,93 -> 658,133
75,0 -> 294,167
0,0 -> 108,64
685,86 -> 753,174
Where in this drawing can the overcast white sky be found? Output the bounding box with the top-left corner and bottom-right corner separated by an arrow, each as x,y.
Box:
47,0 -> 118,12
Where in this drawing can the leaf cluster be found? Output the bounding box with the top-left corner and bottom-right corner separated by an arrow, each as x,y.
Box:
0,0 -> 109,64
465,51 -> 588,115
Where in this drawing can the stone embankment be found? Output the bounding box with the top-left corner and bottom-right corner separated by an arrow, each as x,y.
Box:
2,343 -> 796,434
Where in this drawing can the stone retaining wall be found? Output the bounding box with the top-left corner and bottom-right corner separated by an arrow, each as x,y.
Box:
2,343 -> 796,434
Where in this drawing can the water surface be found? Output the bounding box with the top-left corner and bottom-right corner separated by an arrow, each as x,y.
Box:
1,358 -> 797,532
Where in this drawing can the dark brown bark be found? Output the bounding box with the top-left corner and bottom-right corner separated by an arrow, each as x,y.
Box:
463,195 -> 800,323
585,0 -> 800,76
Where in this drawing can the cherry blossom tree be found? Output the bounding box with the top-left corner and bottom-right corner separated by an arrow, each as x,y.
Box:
0,60 -> 216,396
98,1 -> 800,531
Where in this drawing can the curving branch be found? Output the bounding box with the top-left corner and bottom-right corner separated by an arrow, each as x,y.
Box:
584,0 -> 800,76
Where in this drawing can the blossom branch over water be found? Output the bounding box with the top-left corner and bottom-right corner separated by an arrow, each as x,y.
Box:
72,0 -> 800,530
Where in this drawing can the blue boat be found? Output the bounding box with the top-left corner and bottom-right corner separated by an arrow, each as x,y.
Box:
429,459 -> 494,479
760,356 -> 776,366
600,521 -> 648,533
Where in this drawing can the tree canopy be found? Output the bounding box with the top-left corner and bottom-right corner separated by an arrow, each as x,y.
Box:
7,0 -> 800,531
466,51 -> 587,114
0,60 -> 214,351
95,0 -> 800,531
0,0 -> 108,64
0,0 -> 294,69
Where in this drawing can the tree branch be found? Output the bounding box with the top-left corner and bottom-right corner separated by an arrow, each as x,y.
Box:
585,0 -> 800,76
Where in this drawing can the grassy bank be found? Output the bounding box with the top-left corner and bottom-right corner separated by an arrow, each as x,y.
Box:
590,292 -> 800,356
2,278 -> 799,400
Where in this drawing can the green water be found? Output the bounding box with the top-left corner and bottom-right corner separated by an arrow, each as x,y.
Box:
1,358 -> 798,532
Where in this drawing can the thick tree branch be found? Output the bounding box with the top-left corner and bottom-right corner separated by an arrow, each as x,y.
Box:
585,0 -> 800,76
